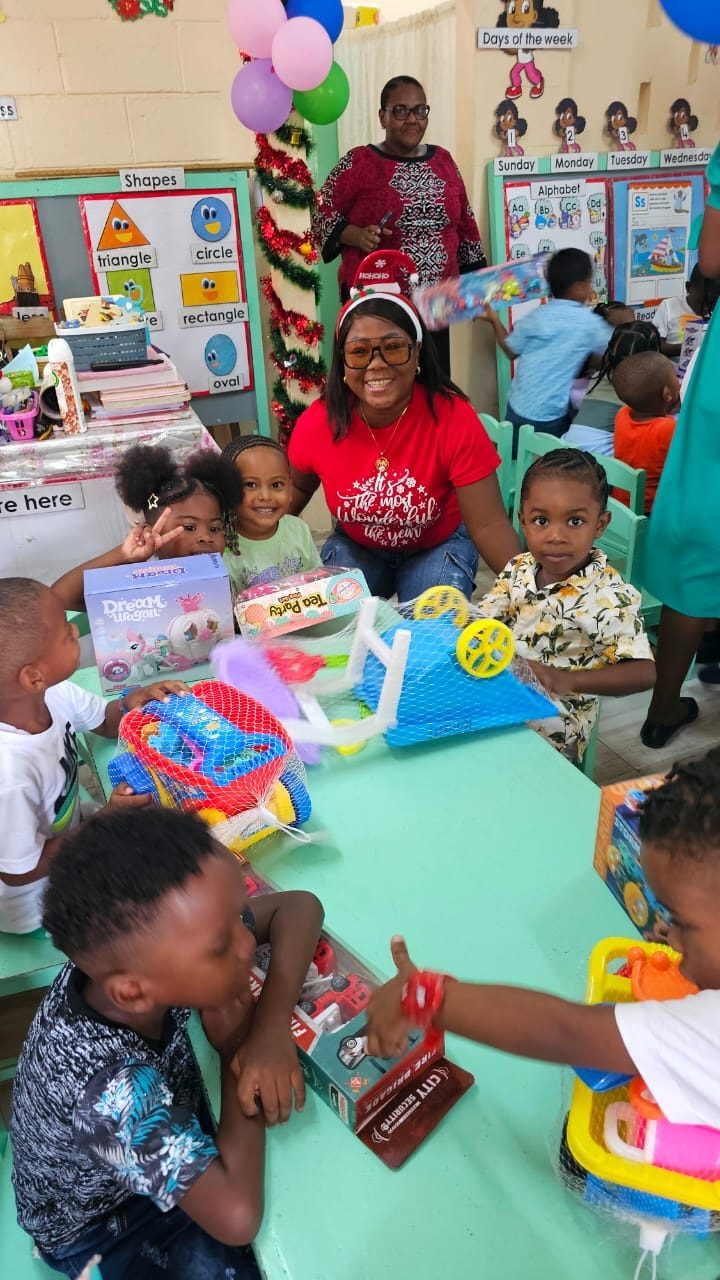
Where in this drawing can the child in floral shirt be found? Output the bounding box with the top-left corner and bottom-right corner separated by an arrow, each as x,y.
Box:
477,449 -> 655,762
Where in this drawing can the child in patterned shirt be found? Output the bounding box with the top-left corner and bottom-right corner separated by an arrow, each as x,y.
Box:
477,448 -> 656,763
222,436 -> 321,597
10,806 -> 323,1279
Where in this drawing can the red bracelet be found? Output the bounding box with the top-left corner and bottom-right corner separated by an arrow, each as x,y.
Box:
401,970 -> 447,1027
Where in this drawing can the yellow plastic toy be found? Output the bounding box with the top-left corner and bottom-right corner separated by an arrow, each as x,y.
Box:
413,585 -> 470,628
566,937 -> 720,1229
413,586 -> 515,679
455,618 -> 515,678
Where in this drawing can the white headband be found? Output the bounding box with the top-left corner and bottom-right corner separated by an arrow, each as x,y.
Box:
337,291 -> 423,343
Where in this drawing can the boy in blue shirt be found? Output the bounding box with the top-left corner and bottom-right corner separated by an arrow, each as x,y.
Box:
482,248 -> 613,448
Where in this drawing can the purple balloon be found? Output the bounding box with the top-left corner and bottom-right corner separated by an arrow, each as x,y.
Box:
230,59 -> 292,134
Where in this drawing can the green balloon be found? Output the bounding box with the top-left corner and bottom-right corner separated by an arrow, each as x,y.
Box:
295,62 -> 350,126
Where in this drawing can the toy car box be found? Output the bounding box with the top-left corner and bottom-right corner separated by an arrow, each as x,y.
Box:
85,554 -> 234,693
243,866 -> 474,1168
234,566 -> 370,640
593,774 -> 671,941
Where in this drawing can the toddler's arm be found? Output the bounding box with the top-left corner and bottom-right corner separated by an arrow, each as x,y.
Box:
528,657 -> 655,700
232,890 -> 324,1125
368,938 -> 635,1075
479,304 -> 518,360
92,680 -> 190,740
52,508 -> 184,611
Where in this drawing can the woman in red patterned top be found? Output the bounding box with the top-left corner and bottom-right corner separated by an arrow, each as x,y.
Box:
288,293 -> 519,600
312,75 -> 486,374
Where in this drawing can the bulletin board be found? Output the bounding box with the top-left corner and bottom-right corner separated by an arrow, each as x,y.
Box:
80,188 -> 252,398
0,198 -> 55,316
0,169 -> 269,435
487,158 -> 707,413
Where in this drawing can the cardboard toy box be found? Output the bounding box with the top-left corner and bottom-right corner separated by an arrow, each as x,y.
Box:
85,554 -> 234,693
243,866 -> 474,1168
593,774 -> 671,941
235,566 -> 370,640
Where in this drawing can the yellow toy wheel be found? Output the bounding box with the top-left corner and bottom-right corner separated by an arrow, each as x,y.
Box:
197,807 -> 227,827
331,718 -> 367,756
606,845 -> 622,875
456,619 -> 514,678
413,585 -> 470,628
624,882 -> 649,928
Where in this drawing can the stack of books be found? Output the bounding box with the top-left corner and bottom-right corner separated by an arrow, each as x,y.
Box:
77,351 -> 191,426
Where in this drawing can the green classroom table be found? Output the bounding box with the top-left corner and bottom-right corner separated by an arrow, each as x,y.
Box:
75,664 -> 720,1280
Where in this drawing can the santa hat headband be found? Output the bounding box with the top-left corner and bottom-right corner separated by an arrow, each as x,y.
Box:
335,249 -> 423,342
335,291 -> 423,342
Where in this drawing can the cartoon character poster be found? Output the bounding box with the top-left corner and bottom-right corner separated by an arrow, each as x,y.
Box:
477,2 -> 578,100
626,181 -> 692,304
79,190 -> 253,396
0,199 -> 55,316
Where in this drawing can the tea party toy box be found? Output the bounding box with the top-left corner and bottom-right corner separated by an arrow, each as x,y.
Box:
593,773 -> 670,941
85,553 -> 234,693
245,867 -> 474,1168
235,566 -> 370,639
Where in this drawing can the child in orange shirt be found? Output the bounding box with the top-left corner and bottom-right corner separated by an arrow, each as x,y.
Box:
612,352 -> 680,513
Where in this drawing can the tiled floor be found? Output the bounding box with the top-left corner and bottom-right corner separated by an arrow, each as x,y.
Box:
594,674 -> 720,784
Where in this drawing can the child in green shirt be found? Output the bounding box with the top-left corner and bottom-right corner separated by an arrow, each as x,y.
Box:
222,437 -> 321,596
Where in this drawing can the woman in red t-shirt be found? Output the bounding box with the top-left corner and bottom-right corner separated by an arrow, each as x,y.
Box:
288,293 -> 519,600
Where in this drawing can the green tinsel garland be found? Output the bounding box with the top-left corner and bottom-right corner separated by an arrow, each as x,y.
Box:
255,166 -> 316,211
271,376 -> 307,423
272,123 -> 315,154
258,234 -> 321,297
269,326 -> 326,381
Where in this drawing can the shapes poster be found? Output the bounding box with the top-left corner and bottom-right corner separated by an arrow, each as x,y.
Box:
626,181 -> 692,304
0,199 -> 55,316
80,190 -> 253,396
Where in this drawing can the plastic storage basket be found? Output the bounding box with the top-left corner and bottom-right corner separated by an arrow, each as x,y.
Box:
55,322 -> 148,371
2,390 -> 39,442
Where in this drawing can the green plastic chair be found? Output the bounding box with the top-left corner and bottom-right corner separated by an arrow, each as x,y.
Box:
478,413 -> 514,511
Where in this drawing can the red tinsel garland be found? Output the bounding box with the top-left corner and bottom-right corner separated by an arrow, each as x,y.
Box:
256,206 -> 318,262
269,355 -> 324,394
255,135 -> 314,188
261,277 -> 323,346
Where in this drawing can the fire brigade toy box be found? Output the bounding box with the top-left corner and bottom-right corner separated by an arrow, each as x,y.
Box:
234,566 -> 370,640
84,554 -> 234,694
243,868 -> 474,1168
593,774 -> 671,942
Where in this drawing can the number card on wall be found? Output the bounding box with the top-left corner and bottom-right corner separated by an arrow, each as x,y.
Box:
79,190 -> 254,396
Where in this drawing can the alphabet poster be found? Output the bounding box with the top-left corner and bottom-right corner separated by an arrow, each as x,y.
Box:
0,198 -> 55,316
79,189 -> 253,396
501,176 -> 610,336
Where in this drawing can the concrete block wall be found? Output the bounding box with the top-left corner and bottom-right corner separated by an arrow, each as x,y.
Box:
1,0 -> 256,173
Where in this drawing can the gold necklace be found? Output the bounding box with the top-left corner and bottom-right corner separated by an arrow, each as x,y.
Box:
359,403 -> 410,472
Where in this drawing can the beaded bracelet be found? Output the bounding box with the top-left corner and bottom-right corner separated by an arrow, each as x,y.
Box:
401,970 -> 447,1028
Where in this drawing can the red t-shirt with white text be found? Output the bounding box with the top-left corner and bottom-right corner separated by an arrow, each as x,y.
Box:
289,387 -> 499,552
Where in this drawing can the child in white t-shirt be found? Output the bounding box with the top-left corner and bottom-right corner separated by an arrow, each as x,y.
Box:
222,436 -> 320,597
367,748 -> 720,1133
653,265 -> 720,358
0,578 -> 187,933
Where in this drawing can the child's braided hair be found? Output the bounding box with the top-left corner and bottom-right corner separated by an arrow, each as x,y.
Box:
520,447 -> 609,512
639,748 -> 720,862
591,320 -> 661,389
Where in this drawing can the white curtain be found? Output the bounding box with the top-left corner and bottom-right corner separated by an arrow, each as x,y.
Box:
336,4 -> 456,159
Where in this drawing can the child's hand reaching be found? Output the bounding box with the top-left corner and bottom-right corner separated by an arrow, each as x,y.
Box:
232,1023 -> 306,1126
106,781 -> 152,810
123,680 -> 190,710
120,507 -> 184,564
366,936 -> 417,1059
527,661 -> 577,698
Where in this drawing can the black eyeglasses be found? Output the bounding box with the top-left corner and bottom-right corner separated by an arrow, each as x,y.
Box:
342,338 -> 415,369
383,103 -> 430,121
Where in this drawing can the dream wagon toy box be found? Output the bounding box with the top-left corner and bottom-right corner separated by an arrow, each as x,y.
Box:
244,867 -> 474,1168
85,554 -> 234,693
235,567 -> 370,640
593,774 -> 670,941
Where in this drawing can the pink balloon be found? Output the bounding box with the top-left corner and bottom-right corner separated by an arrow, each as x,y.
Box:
230,60 -> 292,133
227,0 -> 286,60
271,17 -> 333,93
